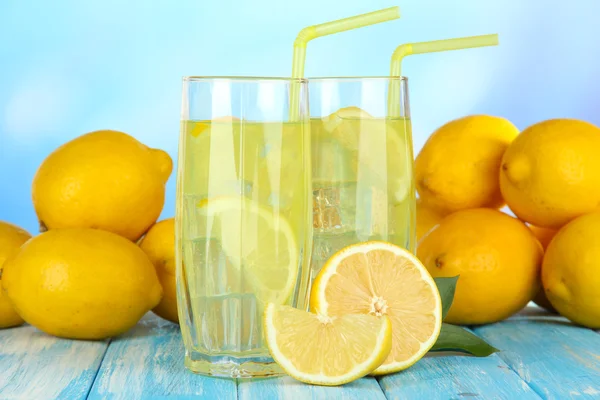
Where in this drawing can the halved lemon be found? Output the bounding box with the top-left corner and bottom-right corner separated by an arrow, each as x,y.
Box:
264,303 -> 392,386
196,197 -> 298,305
310,241 -> 442,375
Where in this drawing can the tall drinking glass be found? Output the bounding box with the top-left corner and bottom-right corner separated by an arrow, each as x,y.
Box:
309,77 -> 415,277
176,77 -> 312,378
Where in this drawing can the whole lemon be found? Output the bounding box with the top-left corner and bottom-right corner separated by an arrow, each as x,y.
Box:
500,119 -> 600,229
32,130 -> 173,241
0,221 -> 31,329
529,225 -> 557,251
533,290 -> 556,314
415,115 -> 519,213
139,218 -> 178,323
416,198 -> 447,243
418,208 -> 543,325
528,225 -> 558,313
1,228 -> 163,339
543,211 -> 600,328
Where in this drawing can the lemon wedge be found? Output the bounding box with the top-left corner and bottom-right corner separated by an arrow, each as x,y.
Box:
264,303 -> 392,386
310,241 -> 442,375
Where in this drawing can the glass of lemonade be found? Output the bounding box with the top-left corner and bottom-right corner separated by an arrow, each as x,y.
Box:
176,77 -> 312,378
309,77 -> 415,278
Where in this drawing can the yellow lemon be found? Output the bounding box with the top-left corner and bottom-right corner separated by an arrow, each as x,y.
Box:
1,228 -> 162,339
528,225 -> 558,312
139,218 -> 178,323
542,211 -> 600,328
415,115 -> 519,213
529,225 -> 557,250
0,221 -> 31,329
418,208 -> 543,325
264,303 -> 392,386
310,241 -> 442,375
416,198 -> 447,242
500,119 -> 600,229
33,130 -> 173,241
533,290 -> 556,314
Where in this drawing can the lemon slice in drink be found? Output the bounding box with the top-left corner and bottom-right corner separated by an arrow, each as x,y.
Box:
197,197 -> 298,305
310,241 -> 442,375
186,116 -> 241,137
322,107 -> 412,204
264,303 -> 392,386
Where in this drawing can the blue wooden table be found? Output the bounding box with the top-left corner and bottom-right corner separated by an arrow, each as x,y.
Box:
1,306 -> 600,399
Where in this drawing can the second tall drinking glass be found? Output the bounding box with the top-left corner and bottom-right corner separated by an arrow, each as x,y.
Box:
176,77 -> 312,378
310,77 -> 415,277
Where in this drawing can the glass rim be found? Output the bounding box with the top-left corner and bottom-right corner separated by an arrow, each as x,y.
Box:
308,76 -> 408,82
183,76 -> 308,83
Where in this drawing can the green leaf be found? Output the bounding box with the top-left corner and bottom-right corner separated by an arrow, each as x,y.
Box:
430,323 -> 499,357
433,276 -> 459,319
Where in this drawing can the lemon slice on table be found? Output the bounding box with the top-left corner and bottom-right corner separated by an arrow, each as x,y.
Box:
264,303 -> 392,386
310,241 -> 442,375
197,197 -> 298,305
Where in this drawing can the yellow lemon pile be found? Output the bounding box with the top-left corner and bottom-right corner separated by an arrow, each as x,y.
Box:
1,129 -> 178,339
416,116 -> 600,327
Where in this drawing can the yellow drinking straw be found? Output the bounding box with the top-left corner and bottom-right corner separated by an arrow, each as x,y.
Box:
388,34 -> 499,117
289,6 -> 400,119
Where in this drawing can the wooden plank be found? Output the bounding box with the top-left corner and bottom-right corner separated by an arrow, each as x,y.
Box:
0,324 -> 107,399
378,352 -> 541,400
87,315 -> 236,400
474,309 -> 600,399
238,376 -> 386,400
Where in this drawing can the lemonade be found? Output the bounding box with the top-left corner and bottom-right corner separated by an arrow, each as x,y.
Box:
176,119 -> 311,377
310,112 -> 415,278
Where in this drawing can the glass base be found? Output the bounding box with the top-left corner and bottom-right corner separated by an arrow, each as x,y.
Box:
185,351 -> 284,378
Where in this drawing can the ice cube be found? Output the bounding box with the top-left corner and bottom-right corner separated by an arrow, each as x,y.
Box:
313,186 -> 342,230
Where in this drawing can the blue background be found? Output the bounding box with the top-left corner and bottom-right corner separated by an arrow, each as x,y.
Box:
2,0 -> 599,234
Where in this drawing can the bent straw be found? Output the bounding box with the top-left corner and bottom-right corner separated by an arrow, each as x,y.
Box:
388,34 -> 499,117
289,6 -> 400,120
